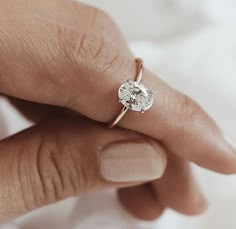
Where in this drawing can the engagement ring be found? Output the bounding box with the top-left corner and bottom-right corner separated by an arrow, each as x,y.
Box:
109,58 -> 154,128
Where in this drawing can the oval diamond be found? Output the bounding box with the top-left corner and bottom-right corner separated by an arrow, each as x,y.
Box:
118,80 -> 154,112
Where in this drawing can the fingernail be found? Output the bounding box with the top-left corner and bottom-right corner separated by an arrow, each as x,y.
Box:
99,140 -> 164,182
224,135 -> 236,151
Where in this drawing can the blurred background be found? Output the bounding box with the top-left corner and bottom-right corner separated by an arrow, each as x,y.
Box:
0,0 -> 236,228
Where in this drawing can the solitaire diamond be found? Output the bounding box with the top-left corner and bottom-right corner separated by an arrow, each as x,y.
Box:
118,80 -> 154,113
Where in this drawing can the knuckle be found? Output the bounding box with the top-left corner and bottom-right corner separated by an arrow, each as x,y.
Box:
25,136 -> 59,208
55,23 -> 121,76
30,132 -> 93,206
39,142 -> 67,204
75,33 -> 104,60
74,33 -> 121,75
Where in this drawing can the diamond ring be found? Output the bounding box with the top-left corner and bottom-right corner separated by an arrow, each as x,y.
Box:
109,58 -> 154,128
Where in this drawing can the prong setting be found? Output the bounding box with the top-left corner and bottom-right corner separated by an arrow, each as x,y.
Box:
109,58 -> 153,128
118,80 -> 153,112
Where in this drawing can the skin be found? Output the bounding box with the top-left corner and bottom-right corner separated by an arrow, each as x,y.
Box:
0,0 -> 235,223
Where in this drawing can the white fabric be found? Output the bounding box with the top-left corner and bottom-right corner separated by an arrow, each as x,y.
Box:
0,0 -> 236,228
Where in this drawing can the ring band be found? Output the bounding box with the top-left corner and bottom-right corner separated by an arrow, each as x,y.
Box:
109,58 -> 154,128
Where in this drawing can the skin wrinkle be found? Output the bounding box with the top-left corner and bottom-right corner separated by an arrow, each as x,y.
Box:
20,139 -> 40,211
47,24 -> 80,95
17,147 -> 30,212
29,148 -> 42,209
68,151 -> 80,195
93,39 -> 105,59
35,136 -> 48,205
70,151 -> 90,194
75,33 -> 87,60
48,149 -> 65,199
100,51 -> 120,75
37,134 -> 63,204
44,130 -> 72,202
48,173 -> 61,203
60,144 -> 80,196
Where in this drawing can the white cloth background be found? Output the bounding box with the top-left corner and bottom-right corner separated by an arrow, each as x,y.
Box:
0,0 -> 236,228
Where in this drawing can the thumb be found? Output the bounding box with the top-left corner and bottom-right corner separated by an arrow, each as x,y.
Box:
0,117 -> 166,223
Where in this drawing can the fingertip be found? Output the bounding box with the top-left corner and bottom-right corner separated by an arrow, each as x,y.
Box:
118,184 -> 165,221
173,190 -> 208,216
152,153 -> 209,216
193,134 -> 236,174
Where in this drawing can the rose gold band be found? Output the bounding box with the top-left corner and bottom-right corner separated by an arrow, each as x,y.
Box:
108,58 -> 144,128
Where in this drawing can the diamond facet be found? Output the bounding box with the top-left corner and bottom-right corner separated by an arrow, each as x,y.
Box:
118,80 -> 154,112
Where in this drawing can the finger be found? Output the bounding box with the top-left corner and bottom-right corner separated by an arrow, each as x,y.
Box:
0,3 -> 235,173
118,184 -> 165,221
153,153 -> 208,215
0,117 -> 166,223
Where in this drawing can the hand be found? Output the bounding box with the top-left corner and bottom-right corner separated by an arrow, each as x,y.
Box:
0,0 -> 235,222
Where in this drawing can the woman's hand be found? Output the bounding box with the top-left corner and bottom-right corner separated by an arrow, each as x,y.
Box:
0,0 -> 235,222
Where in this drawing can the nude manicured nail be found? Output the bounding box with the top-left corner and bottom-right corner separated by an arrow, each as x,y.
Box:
99,140 -> 164,182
